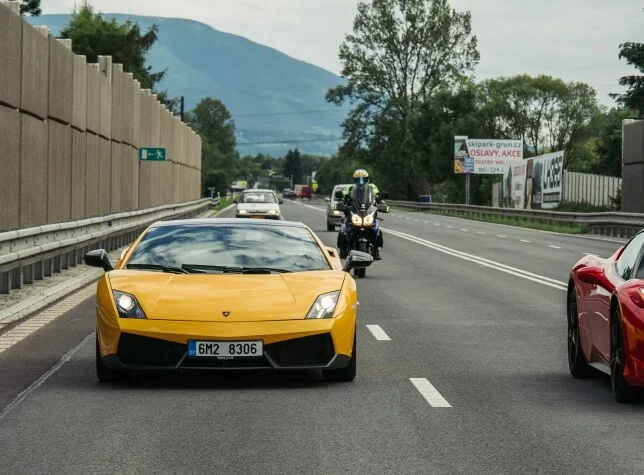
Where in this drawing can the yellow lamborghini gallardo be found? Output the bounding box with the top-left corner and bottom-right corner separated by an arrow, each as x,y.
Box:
84,218 -> 373,383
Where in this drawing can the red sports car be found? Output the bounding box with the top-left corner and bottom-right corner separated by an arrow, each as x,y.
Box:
568,230 -> 644,402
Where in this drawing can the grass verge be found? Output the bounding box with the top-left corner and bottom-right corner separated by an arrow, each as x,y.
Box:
391,207 -> 586,234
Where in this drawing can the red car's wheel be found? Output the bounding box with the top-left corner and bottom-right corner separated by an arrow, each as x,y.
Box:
610,307 -> 637,403
567,286 -> 594,378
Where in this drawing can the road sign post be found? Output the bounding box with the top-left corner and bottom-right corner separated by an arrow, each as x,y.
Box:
139,148 -> 167,161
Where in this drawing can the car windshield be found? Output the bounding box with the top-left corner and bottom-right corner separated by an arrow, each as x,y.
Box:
125,224 -> 331,272
240,192 -> 277,203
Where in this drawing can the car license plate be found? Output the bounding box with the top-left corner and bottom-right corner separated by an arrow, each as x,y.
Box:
250,215 -> 264,219
188,340 -> 263,358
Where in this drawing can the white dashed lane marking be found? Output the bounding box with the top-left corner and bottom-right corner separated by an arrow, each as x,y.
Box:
366,325 -> 391,341
410,378 -> 452,408
497,235 -> 506,238
520,239 -> 531,243
549,245 -> 562,249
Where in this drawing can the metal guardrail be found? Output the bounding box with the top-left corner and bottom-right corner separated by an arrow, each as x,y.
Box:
387,200 -> 644,239
0,197 -> 219,295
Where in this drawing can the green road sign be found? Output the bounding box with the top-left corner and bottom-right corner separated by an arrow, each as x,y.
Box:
139,147 -> 167,161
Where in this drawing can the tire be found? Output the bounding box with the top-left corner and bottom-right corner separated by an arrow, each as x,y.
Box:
323,331 -> 356,382
611,307 -> 637,403
354,241 -> 368,278
96,334 -> 120,383
327,221 -> 335,232
567,286 -> 594,378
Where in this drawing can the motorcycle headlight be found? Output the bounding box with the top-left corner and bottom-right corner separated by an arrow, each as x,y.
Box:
306,291 -> 340,319
112,291 -> 147,319
363,213 -> 375,226
351,214 -> 362,226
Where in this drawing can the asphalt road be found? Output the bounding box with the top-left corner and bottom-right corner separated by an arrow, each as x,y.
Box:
1,200 -> 643,474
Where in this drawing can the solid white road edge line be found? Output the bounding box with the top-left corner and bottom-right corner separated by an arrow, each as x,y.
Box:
366,324 -> 391,341
294,202 -> 568,291
0,332 -> 95,421
410,378 -> 452,408
384,228 -> 568,291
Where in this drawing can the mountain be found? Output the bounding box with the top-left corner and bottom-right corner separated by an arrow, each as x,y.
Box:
28,14 -> 348,156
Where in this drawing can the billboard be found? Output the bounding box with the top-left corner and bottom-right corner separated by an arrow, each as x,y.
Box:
502,150 -> 565,209
454,136 -> 523,174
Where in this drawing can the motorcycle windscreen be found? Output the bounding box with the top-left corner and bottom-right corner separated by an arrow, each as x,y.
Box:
352,185 -> 374,209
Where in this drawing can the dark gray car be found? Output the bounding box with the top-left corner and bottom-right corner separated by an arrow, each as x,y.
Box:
325,184 -> 351,231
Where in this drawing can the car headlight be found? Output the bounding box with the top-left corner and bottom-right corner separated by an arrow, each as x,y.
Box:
238,209 -> 248,214
363,213 -> 375,226
305,291 -> 340,319
351,214 -> 362,226
112,291 -> 147,319
333,210 -> 340,215
267,209 -> 277,215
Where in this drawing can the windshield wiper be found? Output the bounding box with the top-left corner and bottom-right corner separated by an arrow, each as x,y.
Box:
126,263 -> 194,274
181,264 -> 291,274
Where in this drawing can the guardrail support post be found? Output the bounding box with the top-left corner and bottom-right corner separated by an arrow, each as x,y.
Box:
23,264 -> 34,285
10,268 -> 21,290
34,261 -> 44,281
53,255 -> 61,274
1,272 -> 9,295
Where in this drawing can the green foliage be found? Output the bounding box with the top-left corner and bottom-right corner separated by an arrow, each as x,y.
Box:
612,41 -> 644,116
186,98 -> 238,196
314,155 -> 361,194
326,0 -> 479,199
19,0 -> 40,16
283,149 -> 304,184
59,2 -> 180,110
554,201 -> 611,213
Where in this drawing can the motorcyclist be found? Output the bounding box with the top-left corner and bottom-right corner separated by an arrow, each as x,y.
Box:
337,169 -> 385,261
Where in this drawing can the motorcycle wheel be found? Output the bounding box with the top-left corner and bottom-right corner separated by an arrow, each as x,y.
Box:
354,242 -> 368,279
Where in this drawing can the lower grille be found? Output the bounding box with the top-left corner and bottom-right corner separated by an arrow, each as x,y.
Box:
117,333 -> 186,367
265,333 -> 335,367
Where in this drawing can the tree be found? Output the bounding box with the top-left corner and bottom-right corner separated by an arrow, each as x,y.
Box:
59,2 -> 179,110
283,149 -> 303,184
19,0 -> 40,16
186,98 -> 238,195
326,0 -> 479,198
479,75 -> 599,159
611,41 -> 644,117
592,107 -> 635,177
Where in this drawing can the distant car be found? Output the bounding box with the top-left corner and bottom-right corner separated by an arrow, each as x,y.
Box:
297,186 -> 313,201
234,189 -> 283,219
282,188 -> 296,199
325,184 -> 351,231
84,218 -> 374,383
567,229 -> 644,402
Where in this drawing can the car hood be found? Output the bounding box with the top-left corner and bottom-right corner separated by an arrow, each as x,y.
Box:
236,203 -> 278,212
107,270 -> 347,322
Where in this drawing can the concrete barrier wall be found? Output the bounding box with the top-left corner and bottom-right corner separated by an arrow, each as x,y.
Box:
0,3 -> 202,232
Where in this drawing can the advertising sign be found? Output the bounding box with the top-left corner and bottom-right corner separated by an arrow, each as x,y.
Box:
501,150 -> 565,209
454,136 -> 523,174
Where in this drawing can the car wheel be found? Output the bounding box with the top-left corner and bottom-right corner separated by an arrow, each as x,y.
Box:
323,331 -> 356,382
611,307 -> 637,403
354,268 -> 366,279
327,221 -> 335,232
96,334 -> 120,383
567,286 -> 593,378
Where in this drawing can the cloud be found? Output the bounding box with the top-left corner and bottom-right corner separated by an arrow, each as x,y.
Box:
43,0 -> 640,105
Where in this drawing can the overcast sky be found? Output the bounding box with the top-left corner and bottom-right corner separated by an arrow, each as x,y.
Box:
43,0 -> 642,106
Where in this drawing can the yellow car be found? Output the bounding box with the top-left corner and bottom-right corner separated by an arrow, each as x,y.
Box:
84,218 -> 373,383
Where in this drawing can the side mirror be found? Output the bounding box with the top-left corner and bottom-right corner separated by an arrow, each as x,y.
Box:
379,191 -> 390,200
334,190 -> 344,200
325,197 -> 331,202
84,249 -> 113,272
377,203 -> 390,213
343,250 -> 373,273
577,266 -> 610,288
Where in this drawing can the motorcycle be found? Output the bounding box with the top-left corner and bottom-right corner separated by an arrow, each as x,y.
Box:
334,187 -> 389,279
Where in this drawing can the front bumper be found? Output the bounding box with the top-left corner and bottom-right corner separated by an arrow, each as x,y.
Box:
97,307 -> 356,371
327,213 -> 344,225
